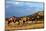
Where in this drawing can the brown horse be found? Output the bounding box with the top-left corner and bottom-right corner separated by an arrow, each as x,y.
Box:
8,16 -> 16,24
8,17 -> 13,24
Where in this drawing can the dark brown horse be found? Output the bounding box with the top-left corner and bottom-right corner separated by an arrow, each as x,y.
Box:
8,16 -> 16,24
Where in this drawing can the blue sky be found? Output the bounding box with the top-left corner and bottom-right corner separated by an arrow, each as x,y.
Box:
5,0 -> 44,18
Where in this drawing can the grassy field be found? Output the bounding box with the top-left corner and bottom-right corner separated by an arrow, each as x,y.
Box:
5,21 -> 44,30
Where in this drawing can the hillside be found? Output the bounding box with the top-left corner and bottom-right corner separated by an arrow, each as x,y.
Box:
5,11 -> 44,30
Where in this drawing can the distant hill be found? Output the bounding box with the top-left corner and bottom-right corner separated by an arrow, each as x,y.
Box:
18,11 -> 44,21
5,11 -> 44,21
19,11 -> 44,18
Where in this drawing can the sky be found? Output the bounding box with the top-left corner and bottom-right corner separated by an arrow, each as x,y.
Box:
5,0 -> 44,18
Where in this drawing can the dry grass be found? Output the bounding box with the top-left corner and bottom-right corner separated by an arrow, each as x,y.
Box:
5,21 -> 44,30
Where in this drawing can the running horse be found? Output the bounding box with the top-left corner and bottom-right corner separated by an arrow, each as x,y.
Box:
8,16 -> 16,24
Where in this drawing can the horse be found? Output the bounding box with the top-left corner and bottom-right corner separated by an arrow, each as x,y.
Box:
8,16 -> 16,24
8,17 -> 13,24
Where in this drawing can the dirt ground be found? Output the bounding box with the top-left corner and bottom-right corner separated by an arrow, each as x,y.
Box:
5,21 -> 44,30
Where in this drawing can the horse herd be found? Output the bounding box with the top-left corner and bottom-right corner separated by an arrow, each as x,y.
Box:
5,16 -> 42,25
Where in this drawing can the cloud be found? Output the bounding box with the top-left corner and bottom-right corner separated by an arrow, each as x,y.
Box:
16,2 -> 20,4
16,0 -> 43,2
6,0 -> 16,2
6,0 -> 16,5
6,0 -> 16,8
6,5 -> 10,8
6,0 -> 44,17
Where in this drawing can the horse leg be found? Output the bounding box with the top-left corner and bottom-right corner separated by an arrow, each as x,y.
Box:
13,20 -> 15,23
8,21 -> 10,24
